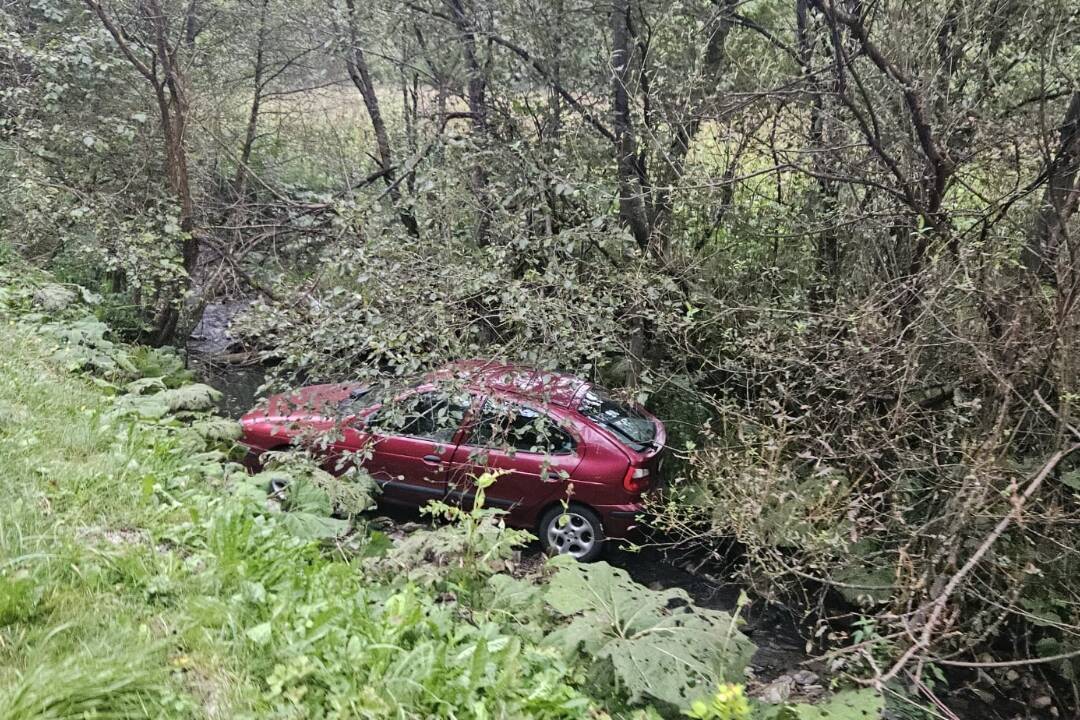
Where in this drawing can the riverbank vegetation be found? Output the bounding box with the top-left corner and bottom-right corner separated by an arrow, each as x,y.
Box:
0,270 -> 883,718
2,0 -> 1080,716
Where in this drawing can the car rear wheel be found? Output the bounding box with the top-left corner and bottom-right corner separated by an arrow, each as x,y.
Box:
539,504 -> 604,562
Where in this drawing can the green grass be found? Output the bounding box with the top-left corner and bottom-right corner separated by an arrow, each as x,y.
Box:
0,321 -> 228,717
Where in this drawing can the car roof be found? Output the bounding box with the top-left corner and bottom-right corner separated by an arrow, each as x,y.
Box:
434,360 -> 588,408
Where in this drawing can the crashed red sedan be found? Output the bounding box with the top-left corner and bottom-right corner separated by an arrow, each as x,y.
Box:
239,361 -> 665,561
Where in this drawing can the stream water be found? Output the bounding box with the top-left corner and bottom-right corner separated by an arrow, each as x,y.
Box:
187,301 -> 267,417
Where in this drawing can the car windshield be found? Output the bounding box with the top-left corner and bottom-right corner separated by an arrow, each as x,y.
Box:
577,387 -> 656,451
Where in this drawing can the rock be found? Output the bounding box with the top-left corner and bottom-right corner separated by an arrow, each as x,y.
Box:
1005,669 -> 1020,683
758,675 -> 794,704
32,284 -> 77,312
1032,696 -> 1052,709
792,670 -> 819,686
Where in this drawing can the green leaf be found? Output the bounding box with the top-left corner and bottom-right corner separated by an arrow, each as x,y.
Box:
544,557 -> 756,707
283,475 -> 333,516
112,383 -> 221,418
188,416 -> 242,442
113,393 -> 170,419
281,511 -> 348,540
158,383 -> 221,412
125,376 -> 167,395
245,621 -> 273,645
769,689 -> 884,719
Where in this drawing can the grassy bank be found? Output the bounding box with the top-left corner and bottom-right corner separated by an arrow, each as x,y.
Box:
0,317 -> 241,716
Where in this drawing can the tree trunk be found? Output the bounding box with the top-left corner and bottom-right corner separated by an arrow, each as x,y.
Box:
797,0 -> 840,308
1022,91 -> 1080,284
610,0 -> 651,251
445,0 -> 491,246
344,0 -> 420,238
146,0 -> 199,346
233,0 -> 270,200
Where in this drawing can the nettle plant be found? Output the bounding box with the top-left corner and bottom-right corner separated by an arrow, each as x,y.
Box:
422,471 -> 534,580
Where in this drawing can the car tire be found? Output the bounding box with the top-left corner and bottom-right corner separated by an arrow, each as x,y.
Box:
539,504 -> 605,562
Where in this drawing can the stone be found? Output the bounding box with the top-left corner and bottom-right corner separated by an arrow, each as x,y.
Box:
758,675 -> 794,704
792,670 -> 819,686
32,284 -> 77,312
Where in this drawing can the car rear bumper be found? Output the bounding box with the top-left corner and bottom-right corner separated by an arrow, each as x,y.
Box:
596,503 -> 648,540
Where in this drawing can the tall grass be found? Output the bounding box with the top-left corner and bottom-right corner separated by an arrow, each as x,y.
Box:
1,646 -> 175,720
0,323 -> 229,718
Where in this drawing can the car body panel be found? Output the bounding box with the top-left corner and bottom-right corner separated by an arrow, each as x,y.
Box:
362,434 -> 455,503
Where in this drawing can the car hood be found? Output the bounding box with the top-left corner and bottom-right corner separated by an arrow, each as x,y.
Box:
242,383 -> 359,423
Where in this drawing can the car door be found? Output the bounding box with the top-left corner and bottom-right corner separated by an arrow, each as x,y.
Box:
447,397 -> 582,524
340,390 -> 473,507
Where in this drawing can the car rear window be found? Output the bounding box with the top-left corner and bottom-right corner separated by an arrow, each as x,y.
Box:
578,388 -> 656,451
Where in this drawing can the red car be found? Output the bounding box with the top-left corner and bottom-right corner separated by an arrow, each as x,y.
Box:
239,361 -> 666,561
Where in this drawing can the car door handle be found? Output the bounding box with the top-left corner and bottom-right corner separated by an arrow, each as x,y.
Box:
422,454 -> 442,464
542,471 -> 563,483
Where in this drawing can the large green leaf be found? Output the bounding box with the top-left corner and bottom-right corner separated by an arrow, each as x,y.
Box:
544,557 -> 756,708
760,689 -> 884,720
158,383 -> 221,412
280,511 -> 348,540
124,376 -> 167,395
112,383 -> 221,418
111,393 -> 170,419
283,474 -> 334,516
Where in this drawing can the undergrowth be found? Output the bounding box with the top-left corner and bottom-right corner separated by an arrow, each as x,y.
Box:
0,269 -> 883,719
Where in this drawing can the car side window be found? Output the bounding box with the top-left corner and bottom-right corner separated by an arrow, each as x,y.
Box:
369,391 -> 470,442
469,399 -> 575,455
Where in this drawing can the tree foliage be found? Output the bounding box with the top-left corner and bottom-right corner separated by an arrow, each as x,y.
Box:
3,0 -> 1080,713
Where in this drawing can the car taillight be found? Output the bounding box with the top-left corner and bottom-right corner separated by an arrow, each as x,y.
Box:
623,466 -> 651,493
